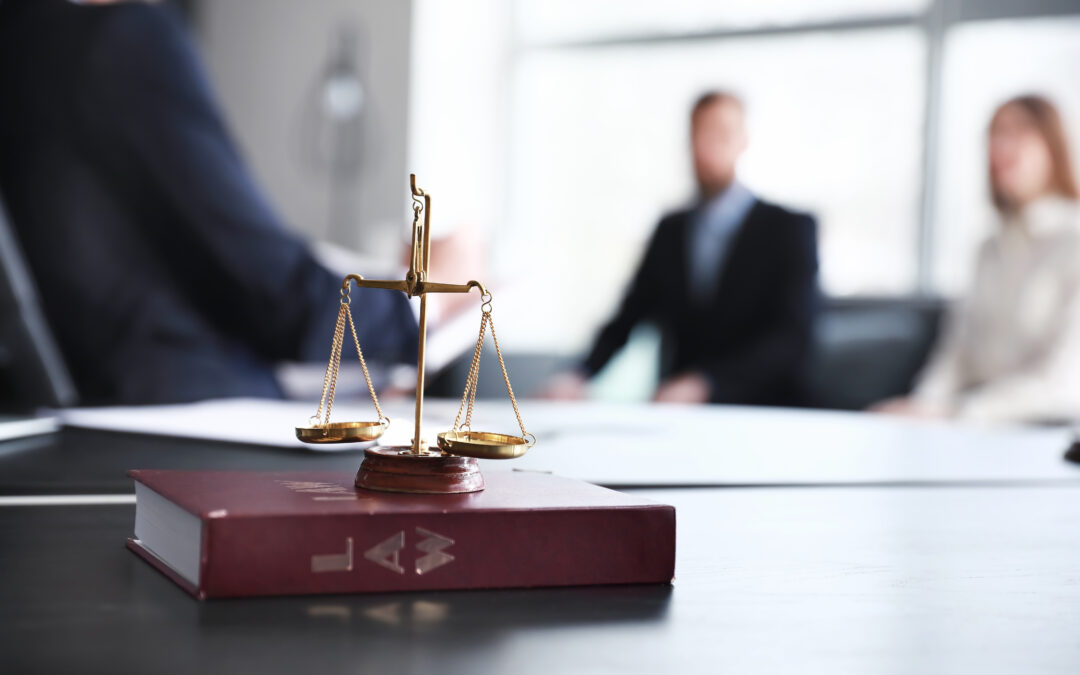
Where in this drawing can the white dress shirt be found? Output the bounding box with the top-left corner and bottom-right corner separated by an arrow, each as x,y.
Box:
913,195 -> 1080,423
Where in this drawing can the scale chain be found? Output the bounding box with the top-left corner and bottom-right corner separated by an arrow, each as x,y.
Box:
310,289 -> 387,430
453,308 -> 487,432
487,310 -> 530,441
345,303 -> 387,423
317,304 -> 347,427
451,295 -> 531,443
464,314 -> 487,430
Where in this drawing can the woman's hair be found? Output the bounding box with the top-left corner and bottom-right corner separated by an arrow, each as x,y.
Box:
989,95 -> 1079,211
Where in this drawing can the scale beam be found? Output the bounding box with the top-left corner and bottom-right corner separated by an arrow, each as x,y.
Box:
342,277 -> 409,294
343,276 -> 487,299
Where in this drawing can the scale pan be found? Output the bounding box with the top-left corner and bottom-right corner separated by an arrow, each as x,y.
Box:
296,421 -> 387,444
437,430 -> 531,459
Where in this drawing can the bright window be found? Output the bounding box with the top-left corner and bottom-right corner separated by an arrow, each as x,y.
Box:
932,17 -> 1080,294
499,29 -> 926,352
408,0 -> 1080,357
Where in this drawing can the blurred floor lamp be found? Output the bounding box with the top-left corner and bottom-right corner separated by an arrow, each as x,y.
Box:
303,24 -> 365,247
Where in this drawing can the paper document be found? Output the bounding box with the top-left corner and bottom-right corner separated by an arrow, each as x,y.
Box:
58,398 -> 470,452
56,398 -> 1080,485
0,415 -> 58,443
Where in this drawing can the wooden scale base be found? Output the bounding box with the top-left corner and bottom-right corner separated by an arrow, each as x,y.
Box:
355,446 -> 484,494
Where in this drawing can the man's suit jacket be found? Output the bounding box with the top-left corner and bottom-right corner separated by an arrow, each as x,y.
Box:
583,199 -> 820,406
0,0 -> 417,404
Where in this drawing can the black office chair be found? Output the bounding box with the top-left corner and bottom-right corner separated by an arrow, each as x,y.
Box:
806,296 -> 945,410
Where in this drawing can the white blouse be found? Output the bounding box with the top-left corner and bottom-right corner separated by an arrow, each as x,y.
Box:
913,196 -> 1080,423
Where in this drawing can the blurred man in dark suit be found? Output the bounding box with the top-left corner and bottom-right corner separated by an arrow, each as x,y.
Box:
0,0 -> 417,404
545,91 -> 819,405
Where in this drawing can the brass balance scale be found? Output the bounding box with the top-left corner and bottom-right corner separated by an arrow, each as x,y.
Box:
295,175 -> 534,494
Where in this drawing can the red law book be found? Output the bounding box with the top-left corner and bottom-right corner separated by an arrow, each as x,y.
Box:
127,469 -> 676,600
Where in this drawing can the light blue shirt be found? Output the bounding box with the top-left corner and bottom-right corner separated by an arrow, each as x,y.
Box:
687,181 -> 756,305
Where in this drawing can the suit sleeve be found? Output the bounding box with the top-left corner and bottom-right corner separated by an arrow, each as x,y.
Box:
76,5 -> 417,365
696,214 -> 819,403
581,218 -> 672,376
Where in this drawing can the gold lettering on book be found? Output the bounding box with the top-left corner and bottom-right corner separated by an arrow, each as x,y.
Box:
364,531 -> 406,574
311,528 -> 456,577
415,527 -> 455,575
311,537 -> 353,573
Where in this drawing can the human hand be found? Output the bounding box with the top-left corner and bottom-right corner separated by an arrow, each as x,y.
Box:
653,372 -> 711,404
538,372 -> 589,400
869,397 -> 947,419
410,227 -> 487,325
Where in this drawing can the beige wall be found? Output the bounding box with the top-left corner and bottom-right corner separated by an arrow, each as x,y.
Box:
194,0 -> 413,257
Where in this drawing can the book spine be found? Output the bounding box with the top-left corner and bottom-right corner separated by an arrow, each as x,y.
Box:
198,507 -> 675,598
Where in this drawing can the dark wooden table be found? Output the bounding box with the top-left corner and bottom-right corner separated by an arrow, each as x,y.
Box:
0,429 -> 371,495
2,416 -> 1078,495
3,483 -> 1080,673
2,418 -> 1080,674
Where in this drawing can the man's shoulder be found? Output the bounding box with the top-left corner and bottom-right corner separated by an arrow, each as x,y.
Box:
747,198 -> 815,229
657,207 -> 696,228
648,207 -> 695,243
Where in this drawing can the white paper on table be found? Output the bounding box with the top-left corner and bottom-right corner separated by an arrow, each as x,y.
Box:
57,398 -> 456,453
0,415 -> 58,444
55,398 -> 1080,484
